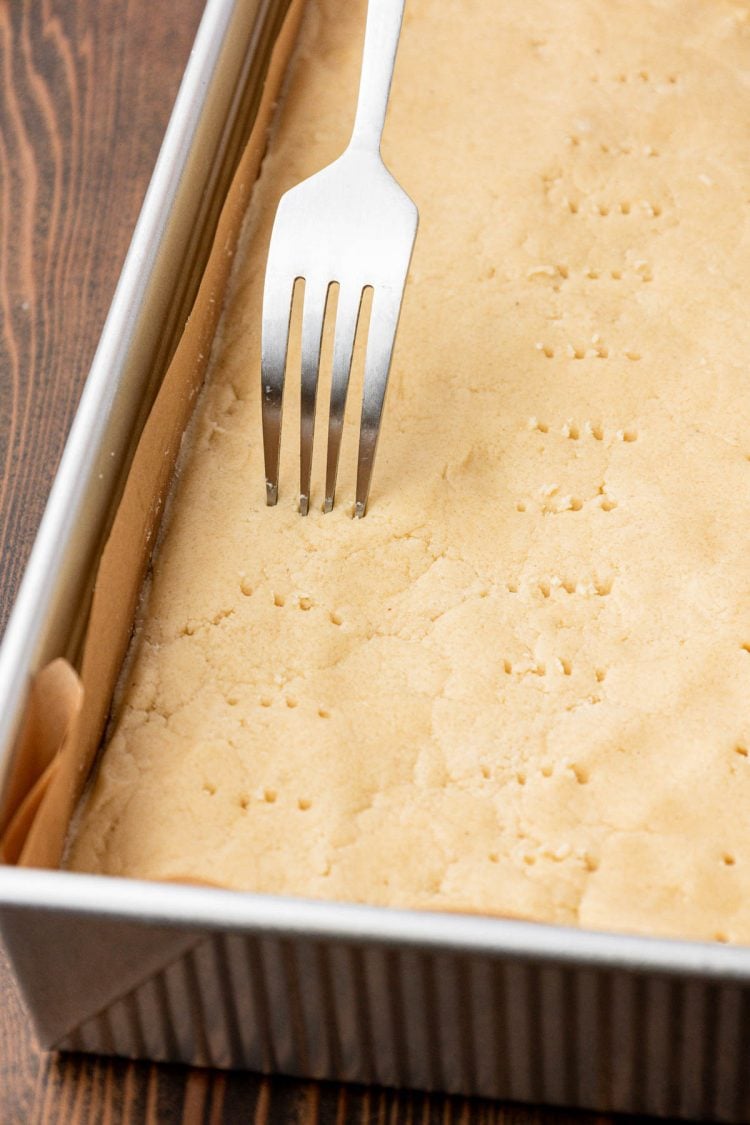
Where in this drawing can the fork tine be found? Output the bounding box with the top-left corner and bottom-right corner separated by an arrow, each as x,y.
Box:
355,285 -> 403,518
299,279 -> 331,515
323,284 -> 364,514
260,271 -> 295,506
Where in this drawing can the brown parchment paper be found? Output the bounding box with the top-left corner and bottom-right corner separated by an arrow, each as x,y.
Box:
1,0 -> 306,870
0,659 -> 83,864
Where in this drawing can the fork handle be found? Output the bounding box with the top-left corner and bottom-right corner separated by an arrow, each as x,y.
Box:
349,0 -> 407,154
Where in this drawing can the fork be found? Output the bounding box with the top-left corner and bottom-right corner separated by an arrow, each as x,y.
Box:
260,0 -> 418,517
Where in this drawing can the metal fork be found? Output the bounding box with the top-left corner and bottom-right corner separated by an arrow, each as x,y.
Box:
260,0 -> 418,517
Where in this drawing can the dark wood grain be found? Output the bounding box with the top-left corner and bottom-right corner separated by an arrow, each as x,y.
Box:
0,0 -> 205,631
0,1 -> 647,1121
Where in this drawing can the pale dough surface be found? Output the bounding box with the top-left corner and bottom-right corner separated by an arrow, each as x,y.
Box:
68,0 -> 750,944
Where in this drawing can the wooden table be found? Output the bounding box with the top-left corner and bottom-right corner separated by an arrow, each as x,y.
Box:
0,3 -> 646,1121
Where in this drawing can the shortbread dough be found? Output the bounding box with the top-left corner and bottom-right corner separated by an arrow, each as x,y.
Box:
68,0 -> 750,944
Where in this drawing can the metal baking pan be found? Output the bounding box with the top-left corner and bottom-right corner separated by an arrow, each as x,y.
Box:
1,0 -> 749,1119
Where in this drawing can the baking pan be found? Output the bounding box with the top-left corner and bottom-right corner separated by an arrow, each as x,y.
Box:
1,0 -> 750,1119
